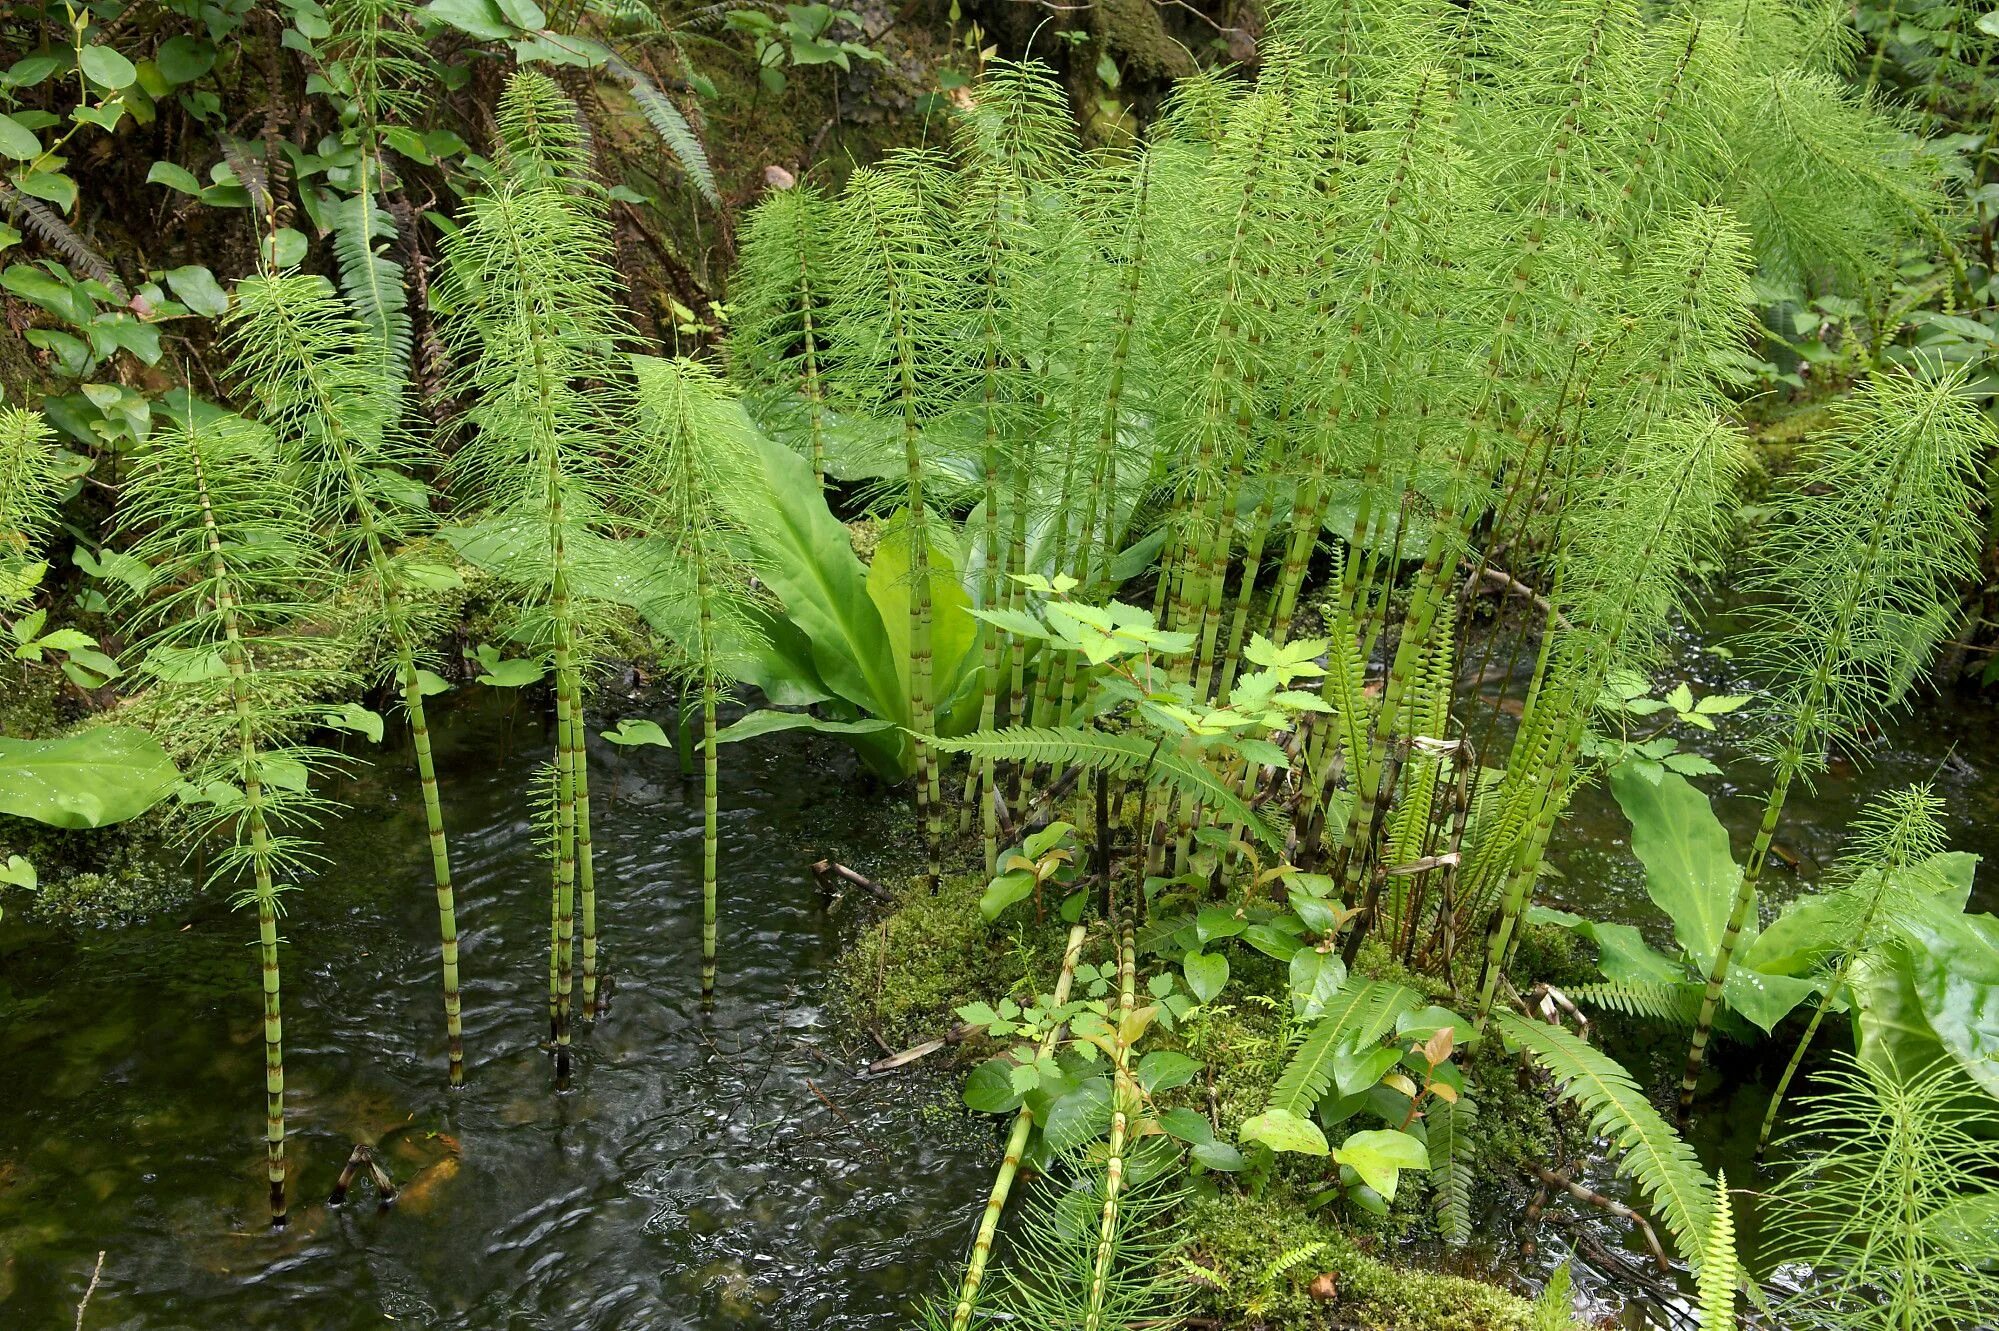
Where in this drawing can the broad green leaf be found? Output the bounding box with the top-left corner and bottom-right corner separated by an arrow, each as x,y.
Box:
1238,1108 -> 1328,1155
163,265 -> 228,317
1331,1043 -> 1402,1099
79,46 -> 138,90
146,161 -> 204,196
322,701 -> 384,743
1893,897 -> 1999,1097
709,709 -> 895,745
1195,904 -> 1244,944
963,1057 -> 1022,1113
423,0 -> 514,39
1192,1140 -> 1246,1171
0,727 -> 178,828
1289,948 -> 1348,1019
1333,1128 -> 1429,1200
475,656 -> 543,688
1157,1106 -> 1214,1143
1183,949 -> 1228,1003
867,509 -> 977,730
600,718 -> 671,747
720,422 -> 907,770
1137,1050 -> 1201,1093
155,35 -> 217,83
1610,763 -> 1740,967
1851,947 -> 1952,1088
979,869 -> 1035,921
1,853 -> 35,889
1042,1076 -> 1112,1152
0,112 -> 39,160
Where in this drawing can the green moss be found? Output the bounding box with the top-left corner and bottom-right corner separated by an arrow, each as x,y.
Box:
1182,1188 -> 1569,1330
836,865 -> 1075,1048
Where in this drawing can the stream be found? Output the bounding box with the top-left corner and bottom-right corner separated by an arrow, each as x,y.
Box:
3,645 -> 1996,1329
0,695 -> 986,1328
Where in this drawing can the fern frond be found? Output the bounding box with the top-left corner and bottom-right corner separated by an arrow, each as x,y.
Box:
1698,1171 -> 1737,1329
0,182 -> 127,303
330,181 -> 411,382
927,726 -> 1279,848
1569,980 -> 1703,1026
1261,1240 -> 1329,1285
603,50 -> 719,205
1267,979 -> 1423,1114
1495,1009 -> 1714,1261
1426,1092 -> 1477,1246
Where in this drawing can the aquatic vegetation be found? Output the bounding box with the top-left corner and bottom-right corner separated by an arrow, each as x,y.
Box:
4,0 -> 1999,1323
116,406 -> 357,1227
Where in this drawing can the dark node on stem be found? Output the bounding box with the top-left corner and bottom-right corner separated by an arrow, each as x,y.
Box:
269,1180 -> 288,1229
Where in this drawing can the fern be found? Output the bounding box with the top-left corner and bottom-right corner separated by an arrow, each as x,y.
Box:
1569,980 -> 1703,1026
1267,979 -> 1423,1115
1426,1092 -> 1477,1247
1698,1171 -> 1737,1329
927,726 -> 1279,850
330,184 -> 411,382
602,50 -> 719,205
1496,1009 -> 1714,1261
0,182 -> 127,303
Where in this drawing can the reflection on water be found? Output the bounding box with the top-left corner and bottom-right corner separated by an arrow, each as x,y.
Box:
0,696 -> 986,1328
5,627 -> 1995,1330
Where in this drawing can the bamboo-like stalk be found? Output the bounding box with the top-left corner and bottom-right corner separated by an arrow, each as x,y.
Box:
696,538 -> 721,1005
571,699 -> 599,1019
189,439 -> 290,1227
399,638 -> 464,1082
948,923 -> 1089,1330
1083,926 -> 1139,1331
1681,446 -> 1915,1114
550,637 -> 579,1083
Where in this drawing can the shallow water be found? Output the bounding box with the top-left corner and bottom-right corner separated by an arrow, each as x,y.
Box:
0,695 -> 986,1328
5,639 -> 1995,1329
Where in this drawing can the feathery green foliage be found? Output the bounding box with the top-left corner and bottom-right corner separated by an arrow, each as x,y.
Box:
1495,1010 -> 1713,1263
0,398 -> 62,612
1769,1055 -> 1999,1331
439,70 -> 630,1073
119,405 -> 354,1225
226,266 -> 472,1085
628,355 -> 765,1002
1681,366 -> 1990,1111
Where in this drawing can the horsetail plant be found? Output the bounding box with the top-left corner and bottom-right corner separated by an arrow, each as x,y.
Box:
629,355 -> 767,1004
225,270 -> 472,1085
439,71 -> 627,1077
1682,367 -> 1987,1115
943,922 -> 1087,1331
1,396 -> 62,613
1752,783 -> 1950,1161
119,404 -> 354,1226
823,155 -> 963,889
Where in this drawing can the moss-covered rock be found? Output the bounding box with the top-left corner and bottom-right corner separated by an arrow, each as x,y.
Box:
1182,1188 -> 1567,1330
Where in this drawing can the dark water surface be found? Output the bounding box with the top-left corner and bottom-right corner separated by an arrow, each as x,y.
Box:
0,697 -> 985,1329
6,637 -> 1998,1330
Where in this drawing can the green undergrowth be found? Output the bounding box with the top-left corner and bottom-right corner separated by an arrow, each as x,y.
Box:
1181,1189 -> 1559,1331
835,860 -> 1584,1330
3,547 -> 682,929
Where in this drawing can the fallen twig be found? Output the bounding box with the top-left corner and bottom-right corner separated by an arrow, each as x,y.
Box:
812,859 -> 893,903
866,1020 -> 978,1073
74,1250 -> 104,1331
1529,1164 -> 1671,1273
